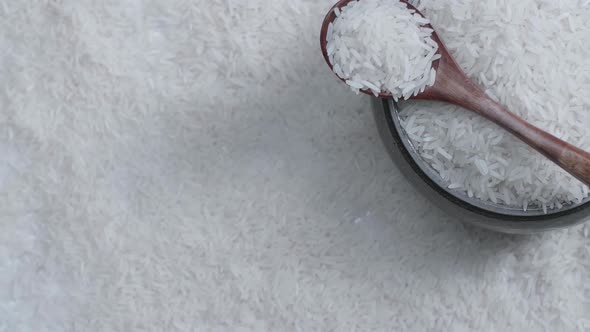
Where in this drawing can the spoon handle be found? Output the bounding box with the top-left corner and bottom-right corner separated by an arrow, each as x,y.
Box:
420,51 -> 590,186
464,95 -> 590,186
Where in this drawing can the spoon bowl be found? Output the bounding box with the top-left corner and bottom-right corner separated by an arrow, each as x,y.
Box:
320,0 -> 440,99
320,0 -> 590,187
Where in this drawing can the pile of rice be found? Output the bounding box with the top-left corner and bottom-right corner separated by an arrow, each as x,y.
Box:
325,0 -> 439,100
401,0 -> 590,212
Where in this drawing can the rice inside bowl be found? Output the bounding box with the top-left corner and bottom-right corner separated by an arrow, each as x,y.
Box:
401,0 -> 590,212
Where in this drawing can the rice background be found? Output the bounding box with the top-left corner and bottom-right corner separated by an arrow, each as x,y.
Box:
1,0 -> 589,331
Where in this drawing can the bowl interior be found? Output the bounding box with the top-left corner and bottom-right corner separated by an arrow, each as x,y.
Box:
386,99 -> 590,219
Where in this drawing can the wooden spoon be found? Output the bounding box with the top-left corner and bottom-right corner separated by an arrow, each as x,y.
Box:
320,0 -> 590,186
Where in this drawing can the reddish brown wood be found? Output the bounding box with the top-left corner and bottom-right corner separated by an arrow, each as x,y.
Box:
423,40 -> 590,185
320,0 -> 590,186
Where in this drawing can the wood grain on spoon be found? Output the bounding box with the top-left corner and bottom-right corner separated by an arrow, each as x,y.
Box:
320,0 -> 590,186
